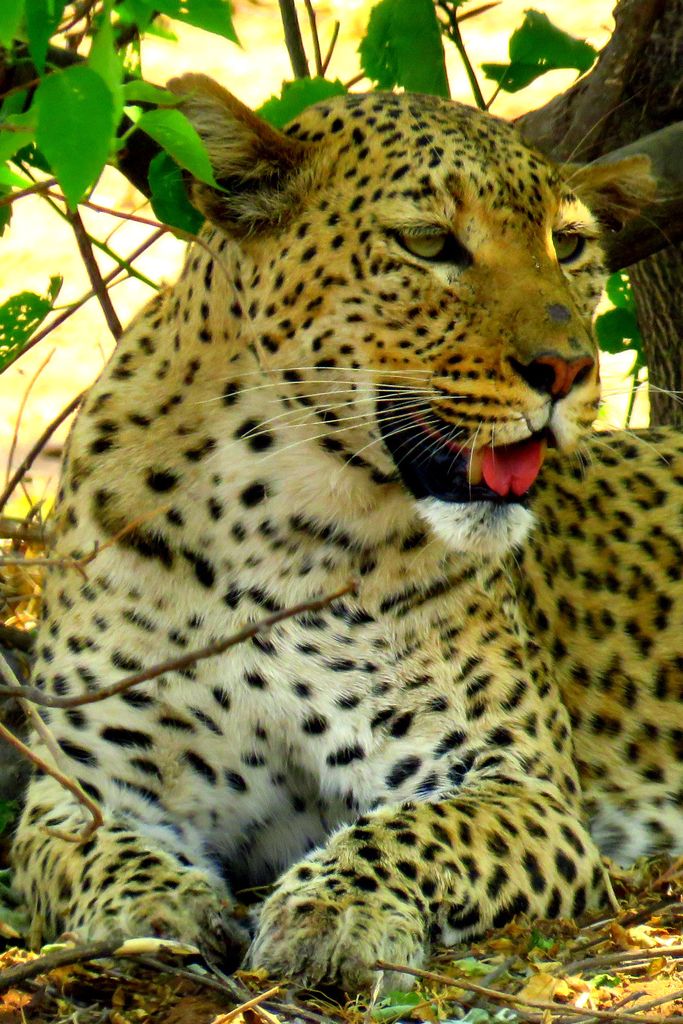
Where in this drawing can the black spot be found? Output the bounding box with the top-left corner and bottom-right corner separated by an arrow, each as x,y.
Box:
386,755 -> 421,788
146,469 -> 178,492
241,482 -> 268,507
101,727 -> 152,749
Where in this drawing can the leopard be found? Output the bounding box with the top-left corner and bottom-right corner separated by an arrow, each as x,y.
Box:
11,75 -> 683,994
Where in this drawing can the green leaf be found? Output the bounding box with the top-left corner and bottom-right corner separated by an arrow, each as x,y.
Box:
0,163 -> 32,187
373,989 -> 422,1021
0,130 -> 34,164
605,270 -> 635,310
0,279 -> 62,372
135,108 -> 216,184
128,0 -> 237,41
482,10 -> 597,93
35,65 -> 115,207
529,928 -> 555,950
0,0 -> 24,47
257,78 -> 347,129
359,0 -> 450,97
24,0 -> 66,73
591,974 -> 621,989
0,191 -> 11,236
88,5 -> 124,124
595,306 -> 643,363
148,150 -> 203,233
122,81 -> 182,105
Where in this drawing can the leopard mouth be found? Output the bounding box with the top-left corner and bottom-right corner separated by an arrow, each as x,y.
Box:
377,390 -> 549,504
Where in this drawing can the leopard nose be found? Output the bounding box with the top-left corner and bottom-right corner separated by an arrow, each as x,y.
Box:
509,353 -> 595,399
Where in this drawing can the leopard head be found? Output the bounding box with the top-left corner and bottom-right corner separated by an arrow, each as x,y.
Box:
168,75 -> 654,557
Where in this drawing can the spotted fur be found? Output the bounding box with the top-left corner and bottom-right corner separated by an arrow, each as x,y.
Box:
12,79 -> 681,992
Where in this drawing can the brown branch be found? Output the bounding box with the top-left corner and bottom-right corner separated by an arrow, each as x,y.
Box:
303,0 -> 323,77
68,209 -> 123,340
0,392 -> 84,513
321,21 -> 340,75
4,348 -> 55,491
557,944 -> 683,977
0,515 -> 51,544
0,581 -> 357,710
0,717 -> 103,843
0,177 -> 58,209
278,0 -> 310,78
0,228 -> 166,375
213,986 -> 281,1023
0,936 -> 196,991
375,960 -> 683,1024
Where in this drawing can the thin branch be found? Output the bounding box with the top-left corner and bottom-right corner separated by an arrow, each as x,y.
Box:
303,0 -> 323,76
375,960 -> 683,1024
0,717 -> 103,844
0,228 -> 166,375
321,21 -> 340,75
437,1 -> 486,110
213,986 -> 281,1023
0,177 -> 58,208
0,392 -> 84,513
67,209 -> 123,340
5,348 -> 55,488
0,581 -> 357,710
278,0 -> 310,78
0,515 -> 51,545
0,936 -> 197,991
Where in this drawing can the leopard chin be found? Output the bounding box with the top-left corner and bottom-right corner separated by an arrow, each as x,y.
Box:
417,498 -> 535,558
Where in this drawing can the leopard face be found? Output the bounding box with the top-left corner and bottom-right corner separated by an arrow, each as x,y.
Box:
166,80 -> 650,557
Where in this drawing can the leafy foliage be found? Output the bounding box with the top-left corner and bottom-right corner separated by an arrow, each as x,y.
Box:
359,0 -> 449,97
148,150 -> 203,233
0,276 -> 62,372
595,271 -> 644,368
0,1 -> 649,414
481,11 -> 597,92
35,65 -> 116,207
258,77 -> 347,129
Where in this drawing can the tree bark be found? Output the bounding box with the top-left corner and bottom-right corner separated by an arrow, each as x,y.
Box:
519,0 -> 683,426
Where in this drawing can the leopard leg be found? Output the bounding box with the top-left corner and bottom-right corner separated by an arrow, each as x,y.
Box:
12,775 -> 248,965
249,776 -> 607,992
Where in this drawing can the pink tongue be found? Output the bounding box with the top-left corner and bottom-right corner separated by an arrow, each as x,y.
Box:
481,438 -> 545,497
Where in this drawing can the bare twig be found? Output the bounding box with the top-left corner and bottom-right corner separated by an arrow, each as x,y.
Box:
0,177 -> 58,208
0,716 -> 103,843
278,0 -> 309,78
457,1 -> 500,23
68,209 -> 123,340
0,581 -> 357,710
5,348 -> 55,490
375,960 -> 683,1024
0,937 -> 196,991
0,392 -> 84,513
303,0 -> 323,76
213,985 -> 281,1023
437,1 -> 486,109
0,228 -> 166,375
0,516 -> 51,544
557,944 -> 683,977
321,21 -> 340,75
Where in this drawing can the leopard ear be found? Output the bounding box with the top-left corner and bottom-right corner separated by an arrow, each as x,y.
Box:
166,73 -> 314,235
568,155 -> 657,231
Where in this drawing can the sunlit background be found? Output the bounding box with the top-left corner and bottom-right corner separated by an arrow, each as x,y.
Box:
1,0 -> 644,516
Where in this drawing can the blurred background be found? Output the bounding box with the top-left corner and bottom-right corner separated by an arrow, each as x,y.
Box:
1,0 -> 641,520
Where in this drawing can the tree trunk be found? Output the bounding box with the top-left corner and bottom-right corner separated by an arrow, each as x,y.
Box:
519,0 -> 683,426
629,245 -> 683,426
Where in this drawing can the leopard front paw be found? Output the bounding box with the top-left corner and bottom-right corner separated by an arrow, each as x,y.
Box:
248,872 -> 426,992
105,870 -> 250,971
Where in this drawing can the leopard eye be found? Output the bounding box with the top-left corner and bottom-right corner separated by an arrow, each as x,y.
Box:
398,231 -> 450,260
553,231 -> 585,264
395,231 -> 472,267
